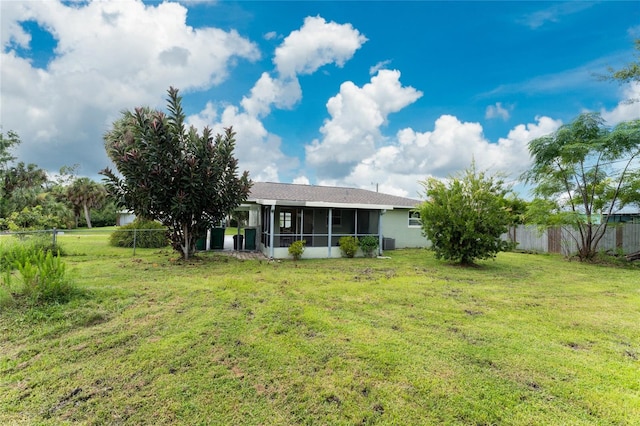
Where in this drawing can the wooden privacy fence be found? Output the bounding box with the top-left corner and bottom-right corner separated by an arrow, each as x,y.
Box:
504,224 -> 640,256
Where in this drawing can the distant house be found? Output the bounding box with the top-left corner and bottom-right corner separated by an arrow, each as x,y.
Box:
604,212 -> 640,224
241,182 -> 427,259
116,211 -> 136,226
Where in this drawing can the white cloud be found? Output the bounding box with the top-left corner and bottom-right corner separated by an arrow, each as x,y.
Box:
240,73 -> 302,118
480,53 -> 630,99
601,82 -> 640,124
485,102 -> 512,120
518,2 -> 595,29
1,2 -> 33,49
187,103 -> 297,183
184,14 -> 372,183
305,69 -> 423,178
263,31 -> 278,41
0,0 -> 259,175
292,176 -> 310,185
274,16 -> 367,77
323,115 -> 563,199
369,60 -> 392,76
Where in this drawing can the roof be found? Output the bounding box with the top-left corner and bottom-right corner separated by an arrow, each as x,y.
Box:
247,182 -> 419,210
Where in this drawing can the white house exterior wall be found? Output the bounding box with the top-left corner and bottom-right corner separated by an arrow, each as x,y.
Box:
117,212 -> 136,226
381,209 -> 428,249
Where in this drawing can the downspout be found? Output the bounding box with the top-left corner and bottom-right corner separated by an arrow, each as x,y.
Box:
269,206 -> 275,259
328,208 -> 332,258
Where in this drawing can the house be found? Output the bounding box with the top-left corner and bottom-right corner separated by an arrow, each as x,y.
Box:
604,212 -> 640,224
240,182 -> 427,259
116,211 -> 136,226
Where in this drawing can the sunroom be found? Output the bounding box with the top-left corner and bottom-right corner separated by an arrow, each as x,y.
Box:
258,205 -> 384,258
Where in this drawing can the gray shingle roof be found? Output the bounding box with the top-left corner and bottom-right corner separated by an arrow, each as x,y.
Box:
248,182 -> 419,208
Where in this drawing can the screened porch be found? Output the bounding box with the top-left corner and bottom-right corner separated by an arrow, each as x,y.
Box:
260,206 -> 381,256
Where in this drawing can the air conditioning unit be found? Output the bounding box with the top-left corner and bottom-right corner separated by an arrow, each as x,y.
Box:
383,237 -> 395,250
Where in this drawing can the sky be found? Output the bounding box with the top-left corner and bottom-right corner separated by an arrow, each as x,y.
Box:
1,0 -> 639,199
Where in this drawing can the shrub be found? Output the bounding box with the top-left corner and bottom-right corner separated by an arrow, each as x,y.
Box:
339,236 -> 359,258
109,219 -> 168,248
6,205 -> 71,231
1,249 -> 74,305
418,163 -> 511,265
358,236 -> 379,258
288,240 -> 306,261
0,278 -> 14,308
0,234 -> 64,273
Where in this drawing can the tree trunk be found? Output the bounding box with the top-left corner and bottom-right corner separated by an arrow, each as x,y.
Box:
626,250 -> 640,261
181,223 -> 189,260
83,202 -> 92,228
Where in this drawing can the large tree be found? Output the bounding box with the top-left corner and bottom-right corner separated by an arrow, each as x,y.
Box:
418,163 -> 512,265
0,130 -> 74,230
66,177 -> 107,228
523,113 -> 640,261
101,87 -> 251,259
0,129 -> 20,173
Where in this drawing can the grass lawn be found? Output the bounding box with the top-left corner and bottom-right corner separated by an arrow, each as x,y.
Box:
1,230 -> 639,425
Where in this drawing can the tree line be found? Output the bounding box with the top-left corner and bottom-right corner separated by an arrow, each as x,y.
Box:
0,133 -> 112,231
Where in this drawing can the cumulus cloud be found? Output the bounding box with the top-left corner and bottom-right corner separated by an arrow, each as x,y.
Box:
305,69 -> 423,179
274,16 -> 367,77
185,15 -> 372,183
240,73 -> 302,118
293,176 -> 311,185
485,102 -> 512,120
322,115 -> 563,198
601,82 -> 640,124
187,103 -> 296,183
1,0 -> 259,176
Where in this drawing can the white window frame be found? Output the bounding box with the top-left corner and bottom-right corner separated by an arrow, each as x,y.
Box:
408,211 -> 421,227
280,211 -> 292,229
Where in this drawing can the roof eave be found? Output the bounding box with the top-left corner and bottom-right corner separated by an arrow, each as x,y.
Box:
248,199 -> 399,210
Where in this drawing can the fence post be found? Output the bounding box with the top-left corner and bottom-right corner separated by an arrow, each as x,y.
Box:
133,228 -> 137,256
52,228 -> 57,247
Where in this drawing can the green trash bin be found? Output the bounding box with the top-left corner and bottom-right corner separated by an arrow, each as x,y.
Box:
211,227 -> 225,250
195,236 -> 206,251
244,227 -> 257,250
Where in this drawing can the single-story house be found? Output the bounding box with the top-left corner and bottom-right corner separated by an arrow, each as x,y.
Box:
241,182 -> 427,259
604,212 -> 640,224
116,211 -> 136,226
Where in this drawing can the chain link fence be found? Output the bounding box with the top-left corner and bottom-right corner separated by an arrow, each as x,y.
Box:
0,227 -> 171,257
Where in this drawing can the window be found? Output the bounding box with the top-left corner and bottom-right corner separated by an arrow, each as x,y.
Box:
408,211 -> 421,227
332,209 -> 342,226
280,211 -> 292,229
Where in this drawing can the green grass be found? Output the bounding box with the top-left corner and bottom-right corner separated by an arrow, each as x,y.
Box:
1,230 -> 639,425
225,226 -> 239,236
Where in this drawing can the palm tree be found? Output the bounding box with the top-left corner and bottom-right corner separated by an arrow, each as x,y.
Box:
66,178 -> 107,228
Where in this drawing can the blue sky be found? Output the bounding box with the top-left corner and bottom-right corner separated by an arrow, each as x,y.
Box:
1,0 -> 639,198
